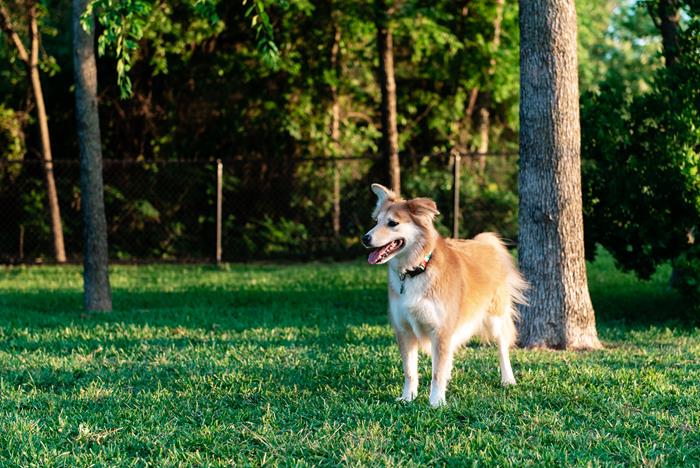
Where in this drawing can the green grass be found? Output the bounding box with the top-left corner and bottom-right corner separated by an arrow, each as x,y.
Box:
0,251 -> 698,466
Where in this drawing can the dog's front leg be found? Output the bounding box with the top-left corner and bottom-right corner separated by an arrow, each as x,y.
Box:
429,334 -> 453,407
395,328 -> 419,402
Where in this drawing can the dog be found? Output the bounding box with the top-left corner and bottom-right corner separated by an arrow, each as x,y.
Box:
362,183 -> 528,407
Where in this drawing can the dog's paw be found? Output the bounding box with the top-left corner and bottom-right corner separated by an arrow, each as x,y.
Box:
429,381 -> 446,407
396,388 -> 417,402
501,377 -> 516,386
429,394 -> 446,408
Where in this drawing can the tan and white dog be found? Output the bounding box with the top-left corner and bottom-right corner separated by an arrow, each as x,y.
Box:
362,183 -> 528,407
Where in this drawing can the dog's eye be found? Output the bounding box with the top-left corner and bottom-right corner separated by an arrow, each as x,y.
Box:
387,220 -> 399,227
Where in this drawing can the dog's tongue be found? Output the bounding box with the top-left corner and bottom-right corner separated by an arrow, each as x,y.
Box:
368,242 -> 394,264
368,248 -> 383,265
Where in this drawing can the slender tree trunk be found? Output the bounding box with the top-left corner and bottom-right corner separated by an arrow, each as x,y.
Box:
518,0 -> 601,349
476,0 -> 504,171
330,21 -> 341,235
375,0 -> 400,195
27,3 -> 66,262
455,1 -> 477,154
73,0 -> 112,311
657,0 -> 680,66
1,2 -> 66,262
477,106 -> 490,170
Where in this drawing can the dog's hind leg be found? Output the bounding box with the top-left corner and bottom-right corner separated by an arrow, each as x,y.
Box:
395,329 -> 419,402
487,314 -> 517,386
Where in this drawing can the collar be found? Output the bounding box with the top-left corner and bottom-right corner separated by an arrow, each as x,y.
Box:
399,252 -> 433,282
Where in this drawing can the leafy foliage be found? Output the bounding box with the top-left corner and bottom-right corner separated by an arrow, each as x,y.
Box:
83,0 -> 225,97
581,1 -> 700,295
0,104 -> 23,167
672,243 -> 700,300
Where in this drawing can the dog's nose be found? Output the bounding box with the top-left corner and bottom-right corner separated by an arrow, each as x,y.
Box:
361,234 -> 372,246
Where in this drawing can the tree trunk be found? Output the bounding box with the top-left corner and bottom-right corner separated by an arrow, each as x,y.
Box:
476,0 -> 504,171
73,0 -> 112,312
330,21 -> 341,235
28,3 -> 66,263
455,1 -> 477,154
657,0 -> 680,67
375,0 -> 400,195
518,0 -> 601,349
477,106 -> 490,171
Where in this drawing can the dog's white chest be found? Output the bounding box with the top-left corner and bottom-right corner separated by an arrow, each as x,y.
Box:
388,269 -> 441,337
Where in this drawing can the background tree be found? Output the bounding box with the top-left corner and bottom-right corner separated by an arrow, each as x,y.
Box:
475,0 -> 504,171
329,6 -> 342,235
74,0 -> 111,311
0,0 -> 66,263
649,0 -> 681,65
375,0 -> 400,194
518,0 -> 602,349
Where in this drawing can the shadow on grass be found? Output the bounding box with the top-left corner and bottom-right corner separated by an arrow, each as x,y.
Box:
591,284 -> 695,327
0,285 -> 388,329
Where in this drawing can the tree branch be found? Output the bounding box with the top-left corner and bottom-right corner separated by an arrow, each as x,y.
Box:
0,0 -> 29,63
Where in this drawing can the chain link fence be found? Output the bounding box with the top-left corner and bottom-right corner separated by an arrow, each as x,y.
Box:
0,152 -> 518,264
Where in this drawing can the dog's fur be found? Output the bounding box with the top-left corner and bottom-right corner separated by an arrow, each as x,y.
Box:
363,183 -> 528,407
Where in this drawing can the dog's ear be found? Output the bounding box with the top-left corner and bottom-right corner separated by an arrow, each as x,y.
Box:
407,197 -> 440,222
371,183 -> 397,219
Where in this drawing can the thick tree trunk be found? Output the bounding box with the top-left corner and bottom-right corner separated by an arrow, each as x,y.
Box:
330,21 -> 341,235
518,0 -> 601,349
73,0 -> 112,312
28,4 -> 66,263
375,0 -> 400,195
657,0 -> 680,66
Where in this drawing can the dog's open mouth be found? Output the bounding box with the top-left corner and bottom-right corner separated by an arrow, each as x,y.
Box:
368,239 -> 405,264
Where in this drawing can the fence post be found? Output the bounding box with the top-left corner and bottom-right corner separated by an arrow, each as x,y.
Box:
216,159 -> 223,264
332,159 -> 341,235
452,151 -> 461,239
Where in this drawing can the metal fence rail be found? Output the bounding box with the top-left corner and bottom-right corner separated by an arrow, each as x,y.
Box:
0,151 -> 518,264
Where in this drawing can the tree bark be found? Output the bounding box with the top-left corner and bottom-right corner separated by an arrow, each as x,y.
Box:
656,0 -> 680,67
330,20 -> 341,235
375,0 -> 400,195
518,0 -> 601,349
73,0 -> 112,312
1,1 -> 67,262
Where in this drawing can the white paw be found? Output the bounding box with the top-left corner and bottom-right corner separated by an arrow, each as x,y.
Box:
397,383 -> 418,402
501,377 -> 516,386
429,393 -> 446,408
429,380 -> 446,407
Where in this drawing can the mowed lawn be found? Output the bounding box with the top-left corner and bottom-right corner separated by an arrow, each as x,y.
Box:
0,252 -> 698,466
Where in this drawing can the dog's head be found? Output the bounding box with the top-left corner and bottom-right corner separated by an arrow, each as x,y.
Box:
361,183 -> 439,265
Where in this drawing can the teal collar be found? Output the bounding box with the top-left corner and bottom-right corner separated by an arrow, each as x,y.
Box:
399,252 -> 433,294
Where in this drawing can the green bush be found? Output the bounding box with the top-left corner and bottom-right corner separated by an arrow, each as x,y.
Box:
581,10 -> 700,290
671,243 -> 700,301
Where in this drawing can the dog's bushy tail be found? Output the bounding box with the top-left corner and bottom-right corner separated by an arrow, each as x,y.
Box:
474,232 -> 529,311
